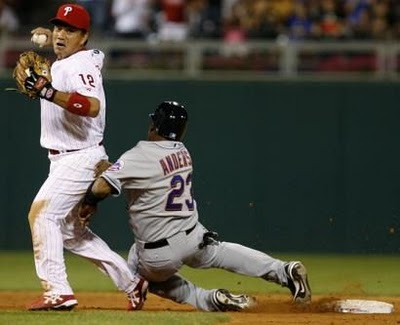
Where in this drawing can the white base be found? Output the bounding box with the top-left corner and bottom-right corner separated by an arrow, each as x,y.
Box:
333,299 -> 394,314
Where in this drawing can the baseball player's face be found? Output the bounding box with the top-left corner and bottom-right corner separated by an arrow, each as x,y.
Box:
52,24 -> 88,60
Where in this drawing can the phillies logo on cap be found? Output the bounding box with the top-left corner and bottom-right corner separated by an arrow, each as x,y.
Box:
63,6 -> 73,16
50,4 -> 90,31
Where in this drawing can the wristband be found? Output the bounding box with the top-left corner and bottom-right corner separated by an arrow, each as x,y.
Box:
66,92 -> 91,116
83,182 -> 106,206
38,81 -> 57,101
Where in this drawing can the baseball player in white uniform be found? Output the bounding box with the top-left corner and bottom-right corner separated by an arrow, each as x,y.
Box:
78,101 -> 312,311
23,4 -> 147,311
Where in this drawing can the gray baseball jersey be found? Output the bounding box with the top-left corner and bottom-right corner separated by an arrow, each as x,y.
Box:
102,140 -> 198,242
102,139 -> 294,311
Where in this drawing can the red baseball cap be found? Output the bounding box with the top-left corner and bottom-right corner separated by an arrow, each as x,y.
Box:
50,4 -> 90,31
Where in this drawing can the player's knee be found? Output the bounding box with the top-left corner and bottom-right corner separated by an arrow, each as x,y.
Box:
28,200 -> 48,226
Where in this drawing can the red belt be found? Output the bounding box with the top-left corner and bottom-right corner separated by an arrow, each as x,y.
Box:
49,141 -> 103,155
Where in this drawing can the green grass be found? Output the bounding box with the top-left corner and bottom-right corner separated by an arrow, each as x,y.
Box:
0,251 -> 399,324
0,251 -> 399,296
0,310 -> 228,325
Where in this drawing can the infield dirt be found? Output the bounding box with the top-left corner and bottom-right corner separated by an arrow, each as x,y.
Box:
0,292 -> 399,324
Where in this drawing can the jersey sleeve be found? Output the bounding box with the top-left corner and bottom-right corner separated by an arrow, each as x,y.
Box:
68,50 -> 104,100
101,173 -> 122,196
101,146 -> 158,190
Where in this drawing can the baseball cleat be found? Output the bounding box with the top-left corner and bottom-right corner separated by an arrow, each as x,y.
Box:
212,289 -> 254,312
127,277 -> 149,311
285,261 -> 311,304
27,294 -> 78,311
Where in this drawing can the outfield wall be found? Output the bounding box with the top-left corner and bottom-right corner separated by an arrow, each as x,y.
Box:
1,79 -> 399,253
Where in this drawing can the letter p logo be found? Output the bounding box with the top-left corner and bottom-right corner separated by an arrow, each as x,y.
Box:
63,6 -> 73,16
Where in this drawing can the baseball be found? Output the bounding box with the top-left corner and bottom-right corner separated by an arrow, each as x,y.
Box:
31,33 -> 48,47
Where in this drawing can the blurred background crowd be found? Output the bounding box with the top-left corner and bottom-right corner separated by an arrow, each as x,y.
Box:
2,0 -> 400,73
1,0 -> 400,42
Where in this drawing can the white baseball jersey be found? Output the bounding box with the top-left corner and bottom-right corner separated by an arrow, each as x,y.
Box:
29,48 -> 142,297
40,49 -> 106,151
102,140 -> 198,242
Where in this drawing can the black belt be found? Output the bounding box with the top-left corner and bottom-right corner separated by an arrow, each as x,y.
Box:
144,224 -> 196,249
49,141 -> 103,155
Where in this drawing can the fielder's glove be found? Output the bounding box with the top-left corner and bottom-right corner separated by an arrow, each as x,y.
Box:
12,51 -> 56,101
